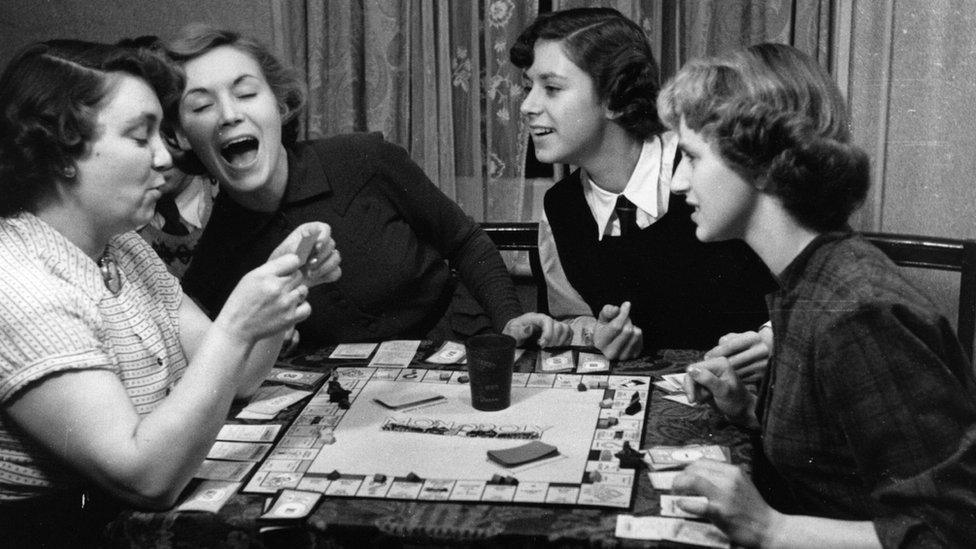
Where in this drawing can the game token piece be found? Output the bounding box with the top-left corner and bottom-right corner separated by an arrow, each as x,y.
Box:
321,433 -> 336,445
326,380 -> 351,403
404,472 -> 423,483
603,388 -> 615,399
457,375 -> 469,383
489,474 -> 504,484
325,469 -> 341,480
600,398 -> 614,409
577,382 -> 587,392
588,470 -> 602,483
624,400 -> 642,416
615,442 -> 645,470
373,474 -> 387,484
597,381 -> 609,389
607,417 -> 619,427
439,372 -> 452,381
337,398 -> 350,409
502,475 -> 519,486
597,418 -> 611,429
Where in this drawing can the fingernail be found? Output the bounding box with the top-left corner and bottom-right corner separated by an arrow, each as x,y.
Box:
688,368 -> 700,380
523,325 -> 532,335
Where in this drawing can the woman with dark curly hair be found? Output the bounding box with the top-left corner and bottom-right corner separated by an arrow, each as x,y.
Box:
667,43 -> 976,547
510,7 -> 773,362
163,24 -> 559,350
0,40 -> 339,546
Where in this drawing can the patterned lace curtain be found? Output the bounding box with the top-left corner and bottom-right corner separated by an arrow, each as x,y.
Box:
270,0 -> 537,222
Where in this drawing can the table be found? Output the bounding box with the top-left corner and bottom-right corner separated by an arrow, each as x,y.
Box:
106,346 -> 751,548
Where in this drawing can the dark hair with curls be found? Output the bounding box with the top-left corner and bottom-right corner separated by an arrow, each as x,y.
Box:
164,24 -> 306,175
510,7 -> 664,140
657,43 -> 869,232
0,39 -> 180,217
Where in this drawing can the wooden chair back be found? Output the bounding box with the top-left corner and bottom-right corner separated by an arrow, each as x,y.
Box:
480,222 -> 548,313
863,232 -> 976,362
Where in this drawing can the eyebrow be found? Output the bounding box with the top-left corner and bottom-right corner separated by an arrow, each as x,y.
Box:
182,74 -> 260,99
524,70 -> 568,82
123,112 -> 159,131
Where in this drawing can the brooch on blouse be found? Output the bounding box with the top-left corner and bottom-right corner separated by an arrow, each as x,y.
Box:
98,252 -> 122,294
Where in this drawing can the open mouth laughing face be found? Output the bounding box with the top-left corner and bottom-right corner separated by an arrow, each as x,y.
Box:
177,45 -> 285,201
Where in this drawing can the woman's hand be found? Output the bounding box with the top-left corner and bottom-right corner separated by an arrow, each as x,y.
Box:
592,302 -> 643,360
270,222 -> 342,287
503,313 -> 572,348
215,254 -> 311,343
683,356 -> 757,427
672,459 -> 782,548
704,326 -> 773,384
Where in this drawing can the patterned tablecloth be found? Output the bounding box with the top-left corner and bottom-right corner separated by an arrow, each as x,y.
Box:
106,346 -> 752,548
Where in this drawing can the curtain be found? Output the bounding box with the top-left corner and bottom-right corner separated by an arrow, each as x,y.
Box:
271,0 -> 537,223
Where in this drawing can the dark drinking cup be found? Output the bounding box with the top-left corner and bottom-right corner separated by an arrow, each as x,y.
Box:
465,334 -> 515,411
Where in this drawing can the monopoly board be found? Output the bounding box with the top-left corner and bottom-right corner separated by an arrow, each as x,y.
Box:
243,366 -> 651,509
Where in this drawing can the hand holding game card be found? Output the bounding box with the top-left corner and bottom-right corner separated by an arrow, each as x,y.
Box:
269,222 -> 342,286
671,459 -> 770,547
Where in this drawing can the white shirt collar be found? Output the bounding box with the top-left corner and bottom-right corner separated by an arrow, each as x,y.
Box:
581,132 -> 678,240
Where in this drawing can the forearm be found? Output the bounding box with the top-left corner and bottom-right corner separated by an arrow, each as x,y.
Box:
115,325 -> 254,506
235,331 -> 287,398
764,514 -> 880,549
454,231 -> 524,330
564,315 -> 597,346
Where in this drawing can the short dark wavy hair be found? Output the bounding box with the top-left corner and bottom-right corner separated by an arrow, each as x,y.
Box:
657,43 -> 869,232
164,24 -> 306,175
510,7 -> 664,141
0,39 -> 180,217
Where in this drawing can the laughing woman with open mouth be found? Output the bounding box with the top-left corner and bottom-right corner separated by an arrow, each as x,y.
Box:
163,25 -> 555,350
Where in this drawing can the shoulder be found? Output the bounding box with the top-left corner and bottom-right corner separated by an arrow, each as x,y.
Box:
0,220 -> 76,306
807,235 -> 951,345
112,232 -> 180,302
543,169 -> 584,212
299,133 -> 410,171
814,235 -> 928,305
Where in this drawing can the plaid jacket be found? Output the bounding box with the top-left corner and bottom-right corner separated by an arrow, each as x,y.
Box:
755,231 -> 976,548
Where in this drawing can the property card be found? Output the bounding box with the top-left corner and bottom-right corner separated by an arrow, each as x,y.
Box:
329,343 -> 378,360
615,515 -> 729,548
615,514 -> 676,540
425,341 -> 466,364
176,480 -> 241,513
267,368 -> 325,389
660,373 -> 686,392
206,441 -> 272,462
653,380 -> 680,393
373,390 -> 446,410
539,349 -> 574,373
659,494 -> 707,518
260,489 -> 321,520
217,423 -> 281,443
662,393 -> 696,407
648,471 -> 681,491
577,352 -> 610,373
668,519 -> 730,548
236,409 -> 278,420
368,340 -> 421,368
487,441 -> 559,467
194,459 -> 255,482
240,385 -> 313,417
646,445 -> 729,470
